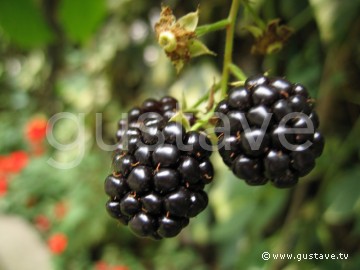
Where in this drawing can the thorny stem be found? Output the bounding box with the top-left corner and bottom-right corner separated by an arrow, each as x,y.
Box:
220,0 -> 241,99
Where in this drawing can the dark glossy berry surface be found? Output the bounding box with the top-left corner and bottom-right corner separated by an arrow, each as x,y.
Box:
291,145 -> 315,176
227,111 -> 247,134
252,85 -> 279,106
311,132 -> 325,158
104,175 -> 128,198
241,129 -> 270,157
264,150 -> 290,178
154,168 -> 180,194
199,159 -> 214,184
188,191 -> 208,217
105,200 -> 129,225
163,122 -> 185,144
129,212 -> 155,237
120,193 -> 141,216
292,83 -> 309,97
270,78 -> 292,96
232,155 -> 266,185
217,74 -> 324,188
134,145 -> 152,166
165,188 -> 191,217
245,74 -> 269,89
127,166 -> 152,194
178,157 -> 200,184
247,105 -> 271,127
157,216 -> 185,238
271,170 -> 298,188
112,154 -> 135,177
141,193 -> 163,214
128,107 -> 142,122
141,98 -> 161,113
153,144 -> 180,167
184,131 -> 212,159
160,96 -> 178,107
218,136 -> 242,166
215,100 -> 230,115
228,87 -> 251,110
272,99 -> 292,122
106,96 -> 214,239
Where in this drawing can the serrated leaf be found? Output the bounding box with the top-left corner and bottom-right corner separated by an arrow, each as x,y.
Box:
58,0 -> 106,43
177,9 -> 199,32
189,39 -> 216,58
0,0 -> 53,48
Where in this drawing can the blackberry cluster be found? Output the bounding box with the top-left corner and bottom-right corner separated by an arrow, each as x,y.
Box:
105,97 -> 214,239
116,96 -> 195,142
215,74 -> 324,188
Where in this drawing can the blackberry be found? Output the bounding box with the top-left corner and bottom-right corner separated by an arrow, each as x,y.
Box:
216,74 -> 324,188
105,96 -> 214,239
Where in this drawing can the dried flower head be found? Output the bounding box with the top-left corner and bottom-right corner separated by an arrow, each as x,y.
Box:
250,19 -> 293,55
155,6 -> 214,72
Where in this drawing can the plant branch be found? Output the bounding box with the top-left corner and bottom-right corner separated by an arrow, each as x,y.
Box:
229,63 -> 247,80
220,0 -> 241,98
195,19 -> 230,37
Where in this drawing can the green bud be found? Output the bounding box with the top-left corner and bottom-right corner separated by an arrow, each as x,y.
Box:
158,31 -> 177,52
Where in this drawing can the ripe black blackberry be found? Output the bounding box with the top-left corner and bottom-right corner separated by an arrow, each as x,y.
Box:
216,74 -> 324,188
116,96 -> 196,144
105,96 -> 214,239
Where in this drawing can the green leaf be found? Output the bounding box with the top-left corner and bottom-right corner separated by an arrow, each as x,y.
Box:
58,0 -> 106,43
324,167 -> 360,223
189,39 -> 215,58
0,0 -> 53,48
176,9 -> 199,32
169,111 -> 191,131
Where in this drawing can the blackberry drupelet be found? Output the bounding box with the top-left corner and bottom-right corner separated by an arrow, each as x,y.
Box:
105,97 -> 214,239
216,74 -> 324,188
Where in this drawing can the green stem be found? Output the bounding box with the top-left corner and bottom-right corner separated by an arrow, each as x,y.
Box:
188,82 -> 221,110
288,5 -> 312,31
190,108 -> 216,131
229,63 -> 247,80
220,0 -> 241,98
243,0 -> 266,30
195,19 -> 230,37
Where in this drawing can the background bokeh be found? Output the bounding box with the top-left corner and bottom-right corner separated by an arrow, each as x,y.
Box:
1,0 -> 360,269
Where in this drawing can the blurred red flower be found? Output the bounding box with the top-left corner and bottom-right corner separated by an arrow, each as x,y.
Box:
25,117 -> 48,144
54,201 -> 68,220
34,215 -> 51,231
111,266 -> 129,270
0,175 -> 8,196
0,151 -> 29,174
48,233 -> 68,254
95,261 -> 109,270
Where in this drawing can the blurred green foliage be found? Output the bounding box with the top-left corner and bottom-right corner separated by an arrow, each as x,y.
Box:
0,0 -> 360,269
